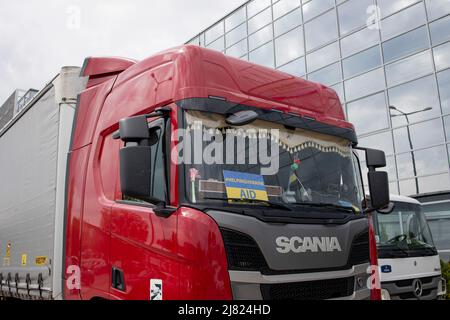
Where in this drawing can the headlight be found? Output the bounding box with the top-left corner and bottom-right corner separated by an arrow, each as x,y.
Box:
381,289 -> 391,300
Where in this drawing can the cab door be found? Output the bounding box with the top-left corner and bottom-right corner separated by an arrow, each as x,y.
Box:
110,118 -> 179,300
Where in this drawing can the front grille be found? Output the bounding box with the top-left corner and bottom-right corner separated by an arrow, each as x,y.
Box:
220,228 -> 268,271
220,228 -> 369,273
398,289 -> 433,300
392,276 -> 435,288
261,277 -> 355,300
348,231 -> 370,266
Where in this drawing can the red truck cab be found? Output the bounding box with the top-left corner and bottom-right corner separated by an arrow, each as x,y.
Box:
64,45 -> 389,300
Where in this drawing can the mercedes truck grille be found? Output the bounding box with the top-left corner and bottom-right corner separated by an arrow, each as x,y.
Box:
260,277 -> 355,300
220,228 -> 369,273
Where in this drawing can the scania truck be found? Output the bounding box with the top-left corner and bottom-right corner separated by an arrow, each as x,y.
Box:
0,45 -> 390,300
374,195 -> 447,300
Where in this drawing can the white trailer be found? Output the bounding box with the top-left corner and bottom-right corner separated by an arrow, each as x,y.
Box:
0,67 -> 86,299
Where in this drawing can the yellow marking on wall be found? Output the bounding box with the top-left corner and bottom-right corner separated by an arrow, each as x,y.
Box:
21,254 -> 27,266
35,256 -> 48,266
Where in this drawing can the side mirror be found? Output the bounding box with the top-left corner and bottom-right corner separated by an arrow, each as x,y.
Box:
120,145 -> 152,201
358,147 -> 390,211
117,115 -> 153,202
366,148 -> 386,168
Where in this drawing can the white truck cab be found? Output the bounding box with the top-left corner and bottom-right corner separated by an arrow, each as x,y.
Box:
374,195 -> 447,300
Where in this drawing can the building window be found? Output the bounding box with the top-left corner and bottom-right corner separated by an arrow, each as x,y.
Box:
274,7 -> 302,37
273,0 -> 301,20
433,41 -> 450,71
437,69 -> 450,114
225,7 -> 246,32
385,50 -> 434,87
304,10 -> 338,52
378,0 -> 420,18
425,0 -> 450,21
275,26 -> 304,66
340,26 -> 379,58
429,15 -> 450,46
343,45 -> 381,79
344,67 -> 385,102
302,0 -> 334,22
380,2 -> 426,41
249,41 -> 274,68
307,62 -> 341,86
277,56 -> 306,77
248,6 -> 272,34
306,41 -> 340,73
382,26 -> 429,63
337,0 -> 373,36
249,24 -> 273,50
388,75 -> 441,128
347,92 -> 389,136
393,118 -> 446,154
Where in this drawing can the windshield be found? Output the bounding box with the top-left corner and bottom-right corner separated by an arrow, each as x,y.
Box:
179,110 -> 364,213
375,201 -> 436,255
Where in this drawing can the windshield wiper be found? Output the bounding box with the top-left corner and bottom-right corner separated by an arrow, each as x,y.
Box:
289,202 -> 357,214
202,197 -> 292,211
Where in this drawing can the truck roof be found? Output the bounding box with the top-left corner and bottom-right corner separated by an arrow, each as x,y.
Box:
389,194 -> 421,205
83,45 -> 354,133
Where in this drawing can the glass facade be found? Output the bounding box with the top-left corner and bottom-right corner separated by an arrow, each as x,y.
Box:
187,0 -> 450,258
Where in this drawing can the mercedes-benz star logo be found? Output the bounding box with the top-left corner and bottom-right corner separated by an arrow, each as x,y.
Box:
412,279 -> 423,298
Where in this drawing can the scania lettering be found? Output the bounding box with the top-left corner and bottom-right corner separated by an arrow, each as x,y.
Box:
276,237 -> 342,253
0,46 -> 389,300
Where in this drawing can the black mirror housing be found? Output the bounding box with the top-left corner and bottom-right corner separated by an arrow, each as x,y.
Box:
120,146 -> 152,201
368,171 -> 390,210
118,115 -> 150,142
365,148 -> 386,169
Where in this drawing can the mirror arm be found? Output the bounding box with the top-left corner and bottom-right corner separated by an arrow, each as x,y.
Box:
154,203 -> 177,218
113,107 -> 172,140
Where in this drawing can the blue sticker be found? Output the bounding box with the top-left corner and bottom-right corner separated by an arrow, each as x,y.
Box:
381,265 -> 392,273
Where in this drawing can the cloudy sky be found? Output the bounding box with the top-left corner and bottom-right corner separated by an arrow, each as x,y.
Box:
0,0 -> 247,103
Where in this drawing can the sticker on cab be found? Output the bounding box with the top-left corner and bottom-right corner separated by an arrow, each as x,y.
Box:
223,170 -> 269,201
150,279 -> 163,300
35,256 -> 48,266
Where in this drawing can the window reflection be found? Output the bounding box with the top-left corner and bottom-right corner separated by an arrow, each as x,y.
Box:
306,42 -> 340,73
302,0 -> 334,22
388,75 -> 441,128
393,119 -> 445,153
249,41 -> 274,68
248,7 -> 272,34
345,67 -> 385,101
425,0 -> 450,21
247,0 -> 271,18
275,26 -> 304,66
437,69 -> 450,114
338,0 -> 373,35
343,45 -> 381,79
396,145 -> 449,180
341,27 -> 379,58
226,39 -> 248,58
359,131 -> 395,155
430,15 -> 450,45
378,0 -> 420,18
347,92 -> 389,135
249,24 -> 273,50
307,62 -> 341,86
381,2 -> 426,41
273,0 -> 301,20
433,41 -> 450,71
304,10 -> 338,52
385,50 -> 433,87
225,7 -> 246,32
382,26 -> 429,63
274,7 -> 302,36
277,57 -> 306,77
205,22 -> 224,45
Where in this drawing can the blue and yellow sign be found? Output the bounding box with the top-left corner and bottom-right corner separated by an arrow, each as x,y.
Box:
223,170 -> 269,201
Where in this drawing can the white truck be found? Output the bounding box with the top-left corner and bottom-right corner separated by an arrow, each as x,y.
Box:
374,195 -> 447,300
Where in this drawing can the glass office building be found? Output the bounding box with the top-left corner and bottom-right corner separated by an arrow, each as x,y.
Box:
187,0 -> 450,259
